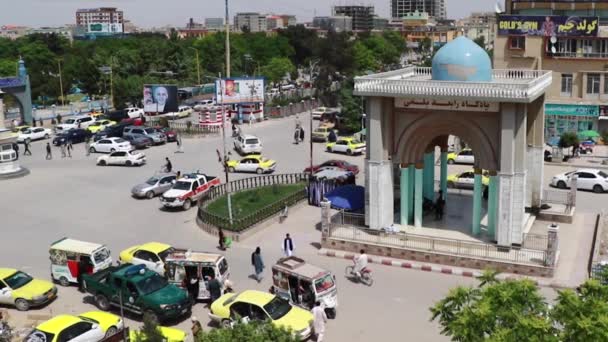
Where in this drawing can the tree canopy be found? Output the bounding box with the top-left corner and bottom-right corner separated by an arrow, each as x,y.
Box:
196,321 -> 298,342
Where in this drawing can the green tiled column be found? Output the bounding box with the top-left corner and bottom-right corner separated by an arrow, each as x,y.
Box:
423,152 -> 435,200
408,164 -> 415,223
400,166 -> 409,225
414,164 -> 423,228
487,171 -> 498,240
472,168 -> 483,236
440,151 -> 448,200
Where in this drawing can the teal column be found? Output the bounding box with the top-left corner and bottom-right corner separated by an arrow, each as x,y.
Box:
487,172 -> 498,240
414,165 -> 423,228
440,150 -> 448,200
472,168 -> 483,236
423,152 -> 435,200
407,164 -> 415,223
400,166 -> 409,225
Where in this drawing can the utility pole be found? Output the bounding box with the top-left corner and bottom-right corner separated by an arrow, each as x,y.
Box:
225,0 -> 231,78
57,59 -> 64,106
218,73 -> 233,224
109,58 -> 114,109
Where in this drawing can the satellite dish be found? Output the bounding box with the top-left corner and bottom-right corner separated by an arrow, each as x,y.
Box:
494,1 -> 504,14
550,36 -> 557,44
551,46 -> 557,54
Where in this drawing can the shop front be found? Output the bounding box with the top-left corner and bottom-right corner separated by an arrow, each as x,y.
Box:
545,103 -> 599,139
599,106 -> 608,137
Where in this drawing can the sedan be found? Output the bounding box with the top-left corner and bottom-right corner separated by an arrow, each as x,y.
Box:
326,137 -> 366,155
226,155 -> 276,174
551,169 -> 608,193
154,126 -> 177,142
17,127 -> 52,143
131,173 -> 177,199
24,312 -> 123,342
86,119 -> 116,134
89,137 -> 133,154
447,170 -> 490,189
52,129 -> 91,145
304,159 -> 359,175
122,134 -> 153,149
97,151 -> 146,166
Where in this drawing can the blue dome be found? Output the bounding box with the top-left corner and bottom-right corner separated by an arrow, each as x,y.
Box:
431,36 -> 492,82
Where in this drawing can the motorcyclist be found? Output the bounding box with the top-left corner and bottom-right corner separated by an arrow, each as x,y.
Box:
353,249 -> 368,279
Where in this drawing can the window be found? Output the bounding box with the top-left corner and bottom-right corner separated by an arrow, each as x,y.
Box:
0,281 -> 6,290
509,36 -> 525,50
250,304 -> 268,321
578,172 -> 596,179
191,181 -> 199,191
587,73 -> 600,94
561,74 -> 573,97
230,302 -> 251,319
134,250 -> 159,262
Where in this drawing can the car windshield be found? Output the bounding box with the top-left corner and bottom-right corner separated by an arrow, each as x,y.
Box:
245,139 -> 259,145
4,271 -> 33,289
350,139 -> 362,144
65,119 -> 76,124
25,329 -> 55,342
158,247 -> 175,262
93,247 -> 111,264
314,274 -> 335,294
144,128 -> 156,134
136,273 -> 169,295
173,181 -> 191,190
599,171 -> 608,178
146,177 -> 160,185
263,296 -> 292,320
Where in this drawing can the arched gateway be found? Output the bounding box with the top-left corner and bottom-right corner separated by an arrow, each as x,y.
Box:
354,37 -> 552,247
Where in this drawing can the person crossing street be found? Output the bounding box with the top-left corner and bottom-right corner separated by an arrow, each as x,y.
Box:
45,142 -> 52,160
23,140 -> 32,156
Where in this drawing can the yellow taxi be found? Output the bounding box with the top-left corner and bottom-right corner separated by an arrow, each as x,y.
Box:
87,119 -> 116,133
11,125 -> 31,134
326,137 -> 366,155
0,268 -> 57,311
24,312 -> 123,342
226,155 -> 277,174
130,326 -> 187,342
119,242 -> 175,275
209,290 -> 313,340
447,170 -> 490,190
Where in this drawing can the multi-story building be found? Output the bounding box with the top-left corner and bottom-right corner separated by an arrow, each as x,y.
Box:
234,12 -> 267,32
75,7 -> 124,35
457,12 -> 497,49
29,27 -> 73,42
312,16 -> 353,32
205,18 -> 224,31
332,5 -> 374,31
373,17 -> 389,30
399,11 -> 456,48
266,14 -> 297,30
0,25 -> 29,40
495,1 -> 608,136
391,0 -> 446,20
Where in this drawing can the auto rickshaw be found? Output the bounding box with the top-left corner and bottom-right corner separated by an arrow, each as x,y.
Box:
164,249 -> 230,301
49,238 -> 112,286
271,256 -> 338,318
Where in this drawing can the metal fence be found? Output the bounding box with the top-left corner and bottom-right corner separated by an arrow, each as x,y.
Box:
198,173 -> 309,232
522,233 -> 549,251
265,99 -> 320,118
328,211 -> 549,266
542,189 -> 574,209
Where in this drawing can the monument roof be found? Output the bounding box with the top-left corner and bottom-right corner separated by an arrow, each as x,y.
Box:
432,36 -> 492,82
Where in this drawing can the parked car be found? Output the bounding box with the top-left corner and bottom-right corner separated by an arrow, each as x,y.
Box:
122,134 -> 153,149
55,115 -> 95,133
176,106 -> 193,118
96,151 -> 146,167
551,169 -> 608,193
118,242 -> 174,275
17,127 -> 52,143
447,170 -> 490,189
24,312 -> 124,341
311,107 -> 328,120
311,127 -> 336,142
131,173 -> 177,199
154,126 -> 177,142
0,268 -> 57,311
89,137 -> 133,154
11,125 -> 31,134
234,134 -> 263,155
326,137 -> 366,155
447,148 -> 475,165
125,107 -> 145,118
123,126 -> 166,145
87,119 -> 116,134
226,155 -> 277,174
52,129 -> 91,145
160,173 -> 221,210
303,160 -> 359,175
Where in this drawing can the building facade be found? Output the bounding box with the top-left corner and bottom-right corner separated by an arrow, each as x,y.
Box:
234,12 -> 267,32
495,2 -> 608,136
75,7 -> 124,35
205,18 -> 224,31
333,5 -> 374,31
391,0 -> 446,20
29,27 -> 73,42
312,16 -> 353,32
0,26 -> 28,40
457,12 -> 497,50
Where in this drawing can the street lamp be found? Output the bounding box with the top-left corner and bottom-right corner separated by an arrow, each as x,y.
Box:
188,47 -> 202,85
225,0 -> 231,78
56,59 -> 65,106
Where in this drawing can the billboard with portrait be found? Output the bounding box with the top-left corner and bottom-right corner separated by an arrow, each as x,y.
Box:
87,23 -> 123,34
498,15 -> 599,37
143,85 -> 178,114
215,78 -> 264,104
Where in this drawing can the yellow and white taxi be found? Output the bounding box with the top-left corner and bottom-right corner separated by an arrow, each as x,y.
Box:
0,268 -> 57,311
24,312 -> 123,342
119,242 -> 175,275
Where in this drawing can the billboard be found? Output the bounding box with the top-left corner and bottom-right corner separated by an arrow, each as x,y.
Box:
87,23 -> 123,34
498,15 -> 599,37
215,78 -> 264,104
143,85 -> 178,114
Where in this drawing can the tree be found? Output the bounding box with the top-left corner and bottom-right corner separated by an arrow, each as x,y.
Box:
338,80 -> 364,133
352,42 -> 377,74
559,132 -> 579,156
262,57 -> 295,85
474,36 -> 486,50
132,314 -> 165,342
195,320 -> 298,342
0,58 -> 17,77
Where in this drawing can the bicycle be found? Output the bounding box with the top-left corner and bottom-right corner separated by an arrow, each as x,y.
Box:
345,265 -> 374,286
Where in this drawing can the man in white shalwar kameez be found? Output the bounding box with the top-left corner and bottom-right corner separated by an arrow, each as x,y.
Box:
312,301 -> 327,342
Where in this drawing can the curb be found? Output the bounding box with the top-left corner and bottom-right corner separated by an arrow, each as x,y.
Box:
545,161 -> 608,170
318,248 -> 575,289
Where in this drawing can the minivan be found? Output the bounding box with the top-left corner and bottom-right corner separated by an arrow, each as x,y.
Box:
234,134 -> 262,155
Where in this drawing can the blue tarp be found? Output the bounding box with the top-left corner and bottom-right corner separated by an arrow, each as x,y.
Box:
325,185 -> 365,211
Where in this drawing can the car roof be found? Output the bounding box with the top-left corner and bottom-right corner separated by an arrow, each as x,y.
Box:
0,268 -> 17,278
165,249 -> 222,263
50,238 -> 105,254
37,315 -> 81,333
576,168 -> 602,173
139,242 -> 172,254
272,256 -> 330,279
236,290 -> 274,307
241,134 -> 259,139
150,172 -> 176,178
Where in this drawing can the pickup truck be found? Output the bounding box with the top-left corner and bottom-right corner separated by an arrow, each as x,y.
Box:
160,173 -> 220,210
82,264 -> 191,323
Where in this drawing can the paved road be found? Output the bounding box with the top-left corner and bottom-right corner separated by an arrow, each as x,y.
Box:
0,115 -> 594,341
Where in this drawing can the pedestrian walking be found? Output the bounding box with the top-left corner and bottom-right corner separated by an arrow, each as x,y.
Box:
294,128 -> 300,144
175,134 -> 183,153
251,247 -> 264,283
67,139 -> 73,158
85,136 -> 91,156
191,316 -> 203,340
282,233 -> 295,257
218,228 -> 225,250
39,118 -> 43,127
249,112 -> 255,126
206,274 -> 223,304
45,142 -> 52,160
24,140 -> 32,156
295,115 -> 301,129
56,114 -> 62,124
12,143 -> 19,160
60,142 -> 67,158
77,256 -> 87,292
299,127 -> 305,143
164,157 -> 173,172
312,301 -> 328,342
32,119 -> 36,127
435,190 -> 445,220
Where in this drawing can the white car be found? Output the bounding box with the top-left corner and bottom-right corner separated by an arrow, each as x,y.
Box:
55,115 -> 96,133
311,107 -> 328,120
17,127 -> 52,143
89,137 -> 134,154
234,134 -> 263,155
97,151 -> 146,166
551,169 -> 608,193
176,105 -> 193,118
125,107 -> 144,118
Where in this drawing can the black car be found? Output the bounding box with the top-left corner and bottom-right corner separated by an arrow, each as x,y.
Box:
93,123 -> 130,141
52,129 -> 92,145
123,134 -> 153,149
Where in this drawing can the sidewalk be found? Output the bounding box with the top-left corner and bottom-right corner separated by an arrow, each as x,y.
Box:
546,145 -> 608,170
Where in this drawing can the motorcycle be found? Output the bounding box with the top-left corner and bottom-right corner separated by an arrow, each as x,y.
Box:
345,265 -> 374,286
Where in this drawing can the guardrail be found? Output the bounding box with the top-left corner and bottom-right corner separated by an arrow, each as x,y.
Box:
328,211 -> 549,266
198,173 -> 309,232
542,189 -> 574,210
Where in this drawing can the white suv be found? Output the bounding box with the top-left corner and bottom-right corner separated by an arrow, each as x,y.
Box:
234,134 -> 262,155
125,107 -> 145,118
55,115 -> 95,133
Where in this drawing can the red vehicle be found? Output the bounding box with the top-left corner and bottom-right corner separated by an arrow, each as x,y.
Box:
120,117 -> 144,126
160,173 -> 220,210
155,126 -> 177,142
304,160 -> 359,175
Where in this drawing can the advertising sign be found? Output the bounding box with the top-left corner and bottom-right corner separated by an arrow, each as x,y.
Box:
87,23 -> 123,34
545,103 -> 598,116
143,85 -> 178,114
215,78 -> 264,104
498,15 -> 599,37
599,105 -> 608,118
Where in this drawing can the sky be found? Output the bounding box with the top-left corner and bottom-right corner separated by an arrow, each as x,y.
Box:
0,0 -> 497,28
